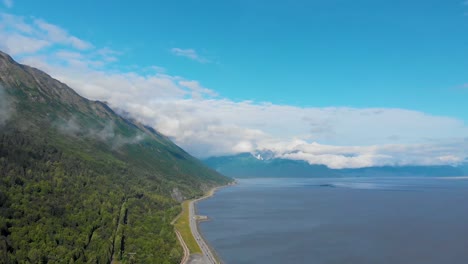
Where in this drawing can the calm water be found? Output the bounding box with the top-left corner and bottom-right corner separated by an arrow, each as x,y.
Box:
197,177 -> 468,264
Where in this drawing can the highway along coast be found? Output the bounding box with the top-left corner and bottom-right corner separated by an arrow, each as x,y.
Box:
174,182 -> 235,264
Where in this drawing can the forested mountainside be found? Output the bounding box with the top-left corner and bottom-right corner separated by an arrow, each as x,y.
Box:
0,51 -> 231,263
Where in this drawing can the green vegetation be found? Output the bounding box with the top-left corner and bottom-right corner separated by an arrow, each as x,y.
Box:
174,201 -> 201,254
0,51 -> 231,263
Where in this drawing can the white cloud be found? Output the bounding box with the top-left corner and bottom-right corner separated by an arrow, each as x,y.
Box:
3,0 -> 12,8
33,19 -> 92,50
114,98 -> 468,165
1,13 -> 468,169
170,48 -> 210,63
55,50 -> 84,60
0,33 -> 50,55
267,140 -> 468,169
1,14 -> 32,33
149,65 -> 166,73
0,14 -> 92,55
179,80 -> 218,98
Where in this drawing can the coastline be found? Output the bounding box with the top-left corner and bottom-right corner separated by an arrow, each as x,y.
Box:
191,182 -> 236,263
175,181 -> 236,264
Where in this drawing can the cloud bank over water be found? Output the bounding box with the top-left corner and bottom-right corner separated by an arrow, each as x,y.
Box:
1,13 -> 467,169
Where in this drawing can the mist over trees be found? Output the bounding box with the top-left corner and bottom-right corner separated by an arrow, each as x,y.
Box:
0,51 -> 230,263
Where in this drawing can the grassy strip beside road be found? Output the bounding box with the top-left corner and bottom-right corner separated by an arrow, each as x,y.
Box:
174,201 -> 202,254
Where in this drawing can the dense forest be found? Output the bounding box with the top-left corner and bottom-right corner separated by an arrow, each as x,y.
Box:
0,51 -> 231,263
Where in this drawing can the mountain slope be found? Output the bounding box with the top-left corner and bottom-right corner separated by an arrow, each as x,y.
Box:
0,51 -> 231,263
204,153 -> 339,178
204,153 -> 465,178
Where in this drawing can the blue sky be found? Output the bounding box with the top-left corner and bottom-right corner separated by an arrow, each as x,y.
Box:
6,0 -> 468,116
1,0 -> 468,168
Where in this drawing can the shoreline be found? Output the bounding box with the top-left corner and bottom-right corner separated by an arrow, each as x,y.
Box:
190,181 -> 236,263
176,181 -> 236,264
191,182 -> 235,263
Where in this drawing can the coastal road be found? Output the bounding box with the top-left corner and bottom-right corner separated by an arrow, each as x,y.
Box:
189,197 -> 218,264
175,230 -> 190,264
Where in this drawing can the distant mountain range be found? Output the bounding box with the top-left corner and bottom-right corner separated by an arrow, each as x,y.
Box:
0,51 -> 231,263
203,153 -> 467,178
